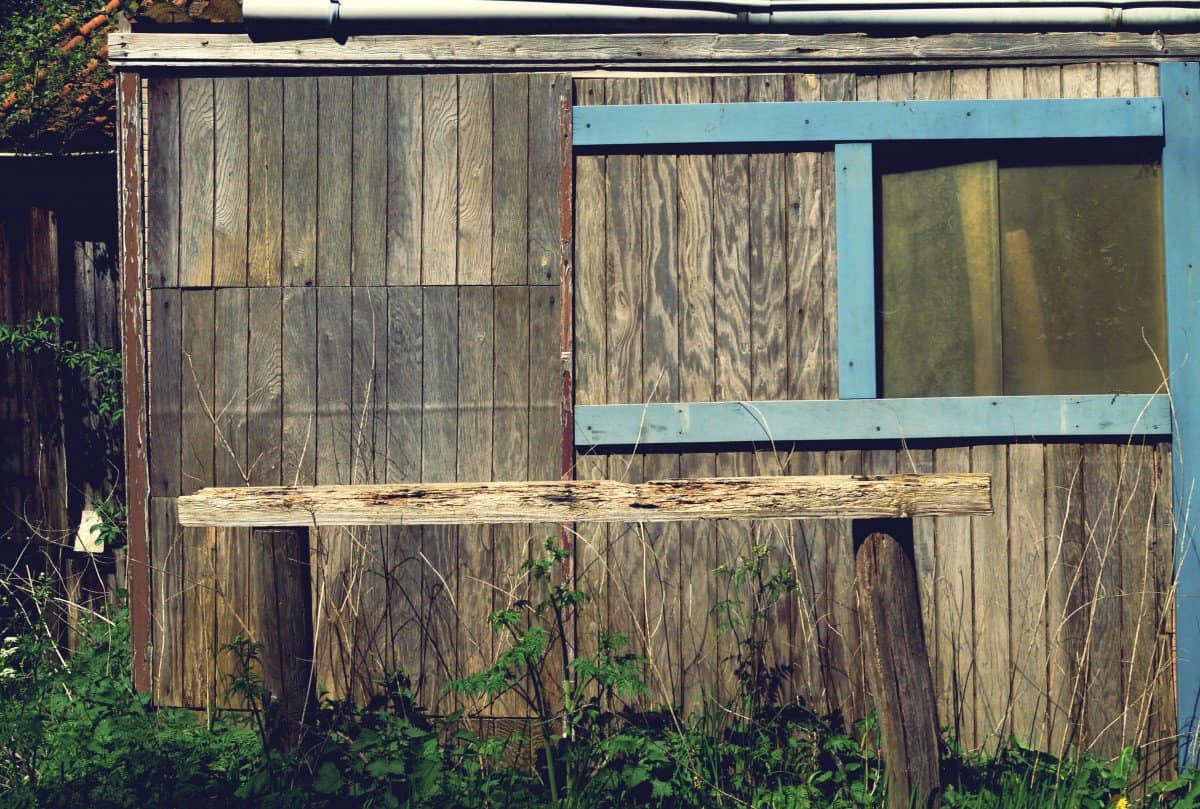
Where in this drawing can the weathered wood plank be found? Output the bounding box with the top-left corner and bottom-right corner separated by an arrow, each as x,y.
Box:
352,77 -> 388,287
529,74 -> 562,285
456,286 -> 495,698
1118,444 -> 1158,754
351,287 -> 388,484
213,288 -> 248,488
247,288 -> 282,486
386,75 -> 422,286
493,74 -> 530,286
178,78 -> 214,287
457,75 -> 493,285
384,286 -> 423,700
146,77 -> 179,288
935,444 -> 976,748
213,77 -> 248,287
1045,442 -> 1085,757
1008,442 -> 1048,747
492,284 -> 532,714
150,497 -> 185,705
149,288 -> 182,497
317,77 -> 352,286
316,287 -> 353,485
180,290 -> 215,494
421,287 -> 459,710
422,75 -> 458,285
110,31 -> 1200,70
179,473 -> 993,527
248,77 -> 283,287
674,74 -> 716,709
281,288 -> 317,485
282,77 -> 317,287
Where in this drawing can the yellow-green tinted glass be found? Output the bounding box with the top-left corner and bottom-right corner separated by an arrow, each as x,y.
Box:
879,161 -> 1001,398
999,162 -> 1166,395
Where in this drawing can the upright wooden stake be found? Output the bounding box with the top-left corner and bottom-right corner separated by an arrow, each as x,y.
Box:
854,519 -> 941,809
251,527 -> 315,750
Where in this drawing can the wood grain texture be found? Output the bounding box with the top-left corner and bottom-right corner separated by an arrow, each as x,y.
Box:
213,288 -> 248,488
352,77 -> 388,287
493,74 -> 530,286
178,473 -> 993,527
1008,442 -> 1048,746
1045,442 -> 1085,756
213,77 -> 248,287
422,75 -> 458,285
386,75 -> 422,286
150,498 -> 185,704
248,77 -> 283,287
457,75 -> 493,285
247,288 -> 282,486
281,288 -> 317,486
935,444 -> 975,748
150,288 -> 182,497
146,77 -> 179,288
180,290 -> 215,495
1082,443 -> 1124,756
317,77 -> 352,286
528,74 -> 563,285
178,78 -> 214,287
110,31 -> 1200,69
282,78 -> 317,287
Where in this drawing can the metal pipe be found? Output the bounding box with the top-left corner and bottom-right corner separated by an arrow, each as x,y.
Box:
243,0 -> 1200,31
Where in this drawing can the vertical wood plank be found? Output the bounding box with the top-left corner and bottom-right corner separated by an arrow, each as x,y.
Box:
182,521 -> 216,709
146,78 -> 179,288
571,77 -> 608,685
213,77 -> 248,287
457,75 -> 493,285
935,444 -> 976,749
248,77 -> 283,287
385,287 -> 424,696
492,285 -> 532,715
151,498 -> 185,705
351,76 -> 388,287
421,287 -> 459,709
603,77 -> 645,672
317,77 -> 352,286
149,288 -> 182,497
529,74 -> 562,285
1009,442 -> 1049,747
247,288 -> 282,486
316,287 -> 352,486
282,78 -> 317,288
180,290 -> 215,495
178,78 -> 214,287
1119,443 -> 1159,754
387,76 -> 422,286
493,74 -> 530,286
675,75 -> 716,709
1046,442 -> 1085,756
351,287 -> 388,485
971,443 -> 1011,749
422,75 -> 458,286
456,287 -> 495,692
281,288 -> 317,486
638,75 -> 681,700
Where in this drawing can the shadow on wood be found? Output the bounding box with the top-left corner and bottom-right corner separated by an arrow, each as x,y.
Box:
855,518 -> 941,809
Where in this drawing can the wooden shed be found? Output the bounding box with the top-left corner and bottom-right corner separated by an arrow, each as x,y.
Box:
109,7 -> 1200,773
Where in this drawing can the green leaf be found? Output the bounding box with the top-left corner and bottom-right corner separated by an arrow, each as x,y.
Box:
314,760 -> 344,794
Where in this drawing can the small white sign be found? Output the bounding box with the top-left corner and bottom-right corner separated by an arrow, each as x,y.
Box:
75,509 -> 103,554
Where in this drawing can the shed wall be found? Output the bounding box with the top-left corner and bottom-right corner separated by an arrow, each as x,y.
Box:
138,64 -> 1175,772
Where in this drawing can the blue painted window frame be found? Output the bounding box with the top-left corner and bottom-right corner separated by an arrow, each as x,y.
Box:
573,92 -> 1173,447
574,67 -> 1200,760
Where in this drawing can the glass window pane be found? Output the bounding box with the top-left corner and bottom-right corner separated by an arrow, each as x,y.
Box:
999,162 -> 1166,395
879,160 -> 1002,398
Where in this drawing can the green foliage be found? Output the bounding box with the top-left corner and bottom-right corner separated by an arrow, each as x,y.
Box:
0,314 -> 123,423
3,540 -> 1200,807
0,0 -> 128,152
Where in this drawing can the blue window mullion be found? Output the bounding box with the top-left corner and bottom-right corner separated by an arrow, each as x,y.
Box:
836,142 -> 877,399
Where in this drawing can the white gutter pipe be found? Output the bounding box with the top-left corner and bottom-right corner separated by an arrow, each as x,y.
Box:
244,0 -> 1200,31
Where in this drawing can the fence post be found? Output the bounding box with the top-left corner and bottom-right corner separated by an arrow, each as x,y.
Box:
854,518 -> 941,809
250,526 -> 315,750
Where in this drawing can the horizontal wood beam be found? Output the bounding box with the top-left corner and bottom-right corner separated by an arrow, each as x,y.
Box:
574,97 -> 1162,147
109,32 -> 1200,71
176,474 -> 992,527
576,394 -> 1170,448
